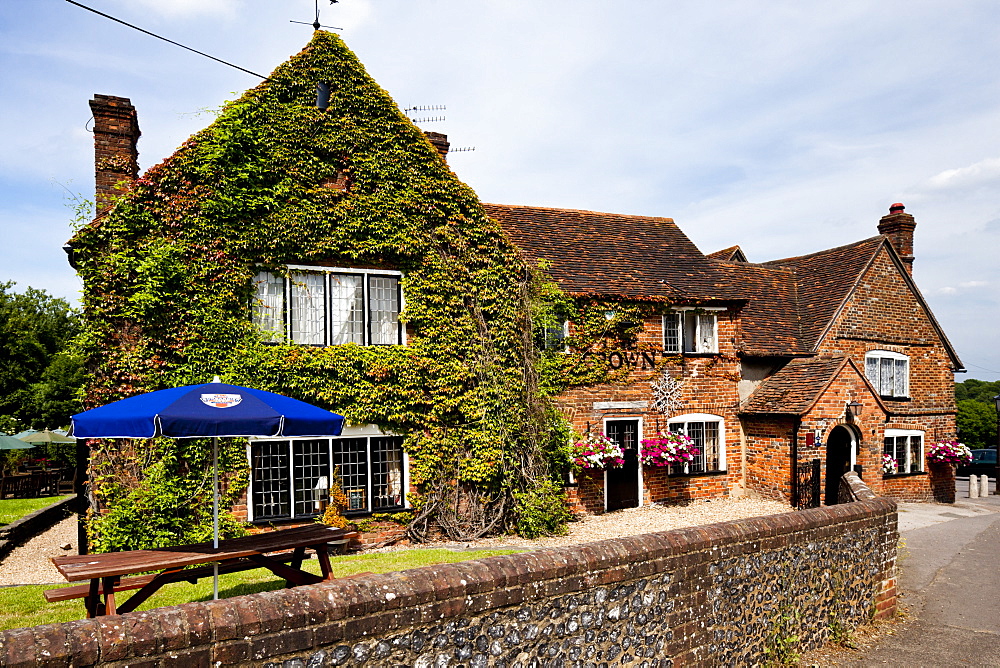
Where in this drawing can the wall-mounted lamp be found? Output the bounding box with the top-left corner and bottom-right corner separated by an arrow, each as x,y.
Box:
316,82 -> 331,111
846,400 -> 863,420
604,311 -> 616,321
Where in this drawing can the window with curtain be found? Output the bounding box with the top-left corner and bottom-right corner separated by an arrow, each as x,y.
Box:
290,272 -> 326,345
865,350 -> 909,398
663,311 -> 719,354
252,271 -> 286,341
252,268 -> 402,346
368,276 -> 400,345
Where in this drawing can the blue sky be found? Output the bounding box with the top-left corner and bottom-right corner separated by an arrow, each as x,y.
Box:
1,0 -> 998,381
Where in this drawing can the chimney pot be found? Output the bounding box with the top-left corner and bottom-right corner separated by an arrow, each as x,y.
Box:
889,202 -> 905,214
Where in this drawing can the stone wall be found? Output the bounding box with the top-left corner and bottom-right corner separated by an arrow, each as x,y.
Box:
7,490 -> 897,667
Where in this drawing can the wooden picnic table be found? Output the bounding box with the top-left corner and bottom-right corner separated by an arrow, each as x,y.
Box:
48,524 -> 357,618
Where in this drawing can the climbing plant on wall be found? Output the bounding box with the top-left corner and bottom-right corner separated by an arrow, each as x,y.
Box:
70,32 -> 587,548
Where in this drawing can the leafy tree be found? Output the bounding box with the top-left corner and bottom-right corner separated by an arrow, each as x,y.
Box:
955,378 -> 1000,405
956,399 -> 998,450
0,282 -> 83,430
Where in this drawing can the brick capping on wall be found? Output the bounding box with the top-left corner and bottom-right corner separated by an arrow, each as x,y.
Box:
6,492 -> 897,666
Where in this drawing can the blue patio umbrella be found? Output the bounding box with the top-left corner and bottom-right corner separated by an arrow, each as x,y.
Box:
71,377 -> 345,597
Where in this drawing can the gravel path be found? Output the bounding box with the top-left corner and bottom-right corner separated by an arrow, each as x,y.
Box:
0,515 -> 79,586
376,496 -> 791,552
0,496 -> 791,586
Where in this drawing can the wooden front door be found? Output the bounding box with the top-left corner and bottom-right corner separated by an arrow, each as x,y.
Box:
605,419 -> 640,511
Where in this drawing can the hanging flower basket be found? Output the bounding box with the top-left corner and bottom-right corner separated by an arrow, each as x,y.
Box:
881,454 -> 898,475
640,431 -> 699,468
926,440 -> 973,466
568,433 -> 626,471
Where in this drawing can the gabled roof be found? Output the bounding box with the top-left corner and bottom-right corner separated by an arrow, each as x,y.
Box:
761,236 -> 885,351
739,357 -> 886,416
484,203 -> 741,302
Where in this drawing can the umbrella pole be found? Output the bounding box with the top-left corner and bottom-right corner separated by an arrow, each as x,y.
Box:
213,436 -> 219,600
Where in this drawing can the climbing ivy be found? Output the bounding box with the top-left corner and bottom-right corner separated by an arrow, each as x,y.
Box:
71,32 -> 583,548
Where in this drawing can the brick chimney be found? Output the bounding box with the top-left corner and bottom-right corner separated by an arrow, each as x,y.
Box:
424,131 -> 449,161
90,94 -> 141,216
878,203 -> 916,275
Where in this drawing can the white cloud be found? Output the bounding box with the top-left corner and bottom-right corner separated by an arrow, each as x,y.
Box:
925,157 -> 1000,191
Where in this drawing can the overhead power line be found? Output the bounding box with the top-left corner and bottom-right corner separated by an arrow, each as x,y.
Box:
65,0 -> 270,80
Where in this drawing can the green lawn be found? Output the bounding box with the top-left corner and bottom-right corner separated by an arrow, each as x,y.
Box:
0,496 -> 72,526
0,547 -> 521,631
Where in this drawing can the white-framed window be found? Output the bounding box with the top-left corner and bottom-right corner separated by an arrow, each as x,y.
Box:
249,432 -> 406,521
883,429 -> 924,474
865,350 -> 909,398
667,413 -> 726,473
663,309 -> 720,354
252,266 -> 403,346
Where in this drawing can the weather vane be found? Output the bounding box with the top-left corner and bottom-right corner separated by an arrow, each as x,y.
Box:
291,0 -> 342,31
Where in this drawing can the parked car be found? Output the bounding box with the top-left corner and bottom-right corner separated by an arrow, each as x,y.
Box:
957,448 -> 998,478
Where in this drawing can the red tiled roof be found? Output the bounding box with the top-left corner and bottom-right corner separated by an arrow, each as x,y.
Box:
484,203 -> 741,302
740,357 -> 852,415
713,261 -> 807,354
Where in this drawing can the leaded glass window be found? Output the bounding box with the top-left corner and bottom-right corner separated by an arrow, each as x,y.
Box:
668,415 -> 724,473
290,272 -> 326,345
368,276 -> 400,345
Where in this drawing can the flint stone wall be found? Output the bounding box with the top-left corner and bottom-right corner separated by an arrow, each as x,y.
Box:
5,494 -> 897,667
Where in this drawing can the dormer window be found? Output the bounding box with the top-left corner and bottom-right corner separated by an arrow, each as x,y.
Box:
865,350 -> 909,398
663,310 -> 719,354
253,266 -> 403,346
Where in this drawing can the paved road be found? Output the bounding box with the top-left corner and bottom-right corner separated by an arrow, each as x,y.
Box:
850,478 -> 1000,666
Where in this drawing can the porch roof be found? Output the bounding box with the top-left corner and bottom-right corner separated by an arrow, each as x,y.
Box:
739,357 -> 878,416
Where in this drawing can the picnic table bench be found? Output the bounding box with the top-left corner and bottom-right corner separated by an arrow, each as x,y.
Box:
47,524 -> 358,618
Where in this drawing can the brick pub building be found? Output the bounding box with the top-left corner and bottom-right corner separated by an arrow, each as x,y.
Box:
489,202 -> 963,512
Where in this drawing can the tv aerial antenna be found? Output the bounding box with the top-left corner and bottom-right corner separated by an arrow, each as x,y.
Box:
291,0 -> 342,31
404,105 -> 446,124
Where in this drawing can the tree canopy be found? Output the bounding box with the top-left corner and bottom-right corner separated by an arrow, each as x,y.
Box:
0,282 -> 83,431
955,379 -> 999,450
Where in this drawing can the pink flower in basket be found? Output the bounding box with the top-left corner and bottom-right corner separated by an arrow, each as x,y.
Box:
640,432 -> 699,468
569,433 -> 626,471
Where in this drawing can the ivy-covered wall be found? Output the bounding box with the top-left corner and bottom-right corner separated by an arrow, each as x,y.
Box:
71,32 -> 578,550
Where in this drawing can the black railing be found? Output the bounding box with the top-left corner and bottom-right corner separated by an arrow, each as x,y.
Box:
795,458 -> 821,509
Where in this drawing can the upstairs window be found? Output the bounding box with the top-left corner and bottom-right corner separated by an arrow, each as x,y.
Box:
865,350 -> 909,398
535,318 -> 569,352
663,311 -> 718,354
252,267 -> 402,346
